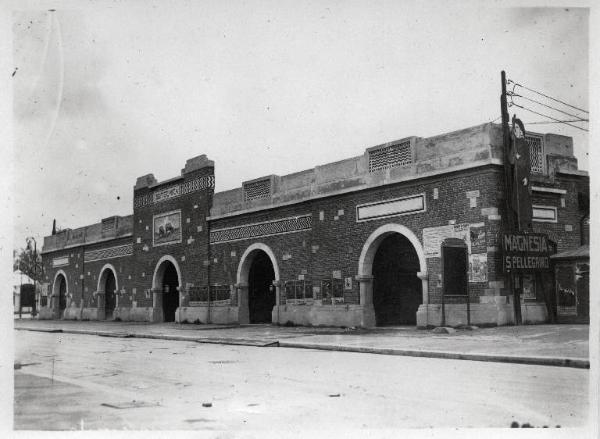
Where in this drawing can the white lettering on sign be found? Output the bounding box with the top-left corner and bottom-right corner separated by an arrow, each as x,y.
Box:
504,256 -> 550,270
503,235 -> 548,253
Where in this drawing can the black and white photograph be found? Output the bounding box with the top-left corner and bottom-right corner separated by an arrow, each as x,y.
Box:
4,0 -> 597,437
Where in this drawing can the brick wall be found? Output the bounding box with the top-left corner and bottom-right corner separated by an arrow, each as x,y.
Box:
209,166 -> 508,305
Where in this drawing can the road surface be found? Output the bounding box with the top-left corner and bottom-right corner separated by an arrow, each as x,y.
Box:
14,331 -> 588,431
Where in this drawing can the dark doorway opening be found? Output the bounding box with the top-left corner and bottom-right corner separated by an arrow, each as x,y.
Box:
442,243 -> 468,296
248,251 -> 275,323
372,234 -> 421,326
161,262 -> 180,322
58,275 -> 67,317
104,271 -> 116,320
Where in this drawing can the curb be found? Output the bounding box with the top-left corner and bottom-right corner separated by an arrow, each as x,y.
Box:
15,327 -> 589,369
277,342 -> 590,369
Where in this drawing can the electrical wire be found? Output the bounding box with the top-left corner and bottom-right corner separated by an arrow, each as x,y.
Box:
507,79 -> 589,114
509,102 -> 589,132
527,119 -> 589,125
508,92 -> 588,122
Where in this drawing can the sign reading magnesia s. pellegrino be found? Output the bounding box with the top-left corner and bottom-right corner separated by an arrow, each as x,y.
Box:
503,233 -> 551,272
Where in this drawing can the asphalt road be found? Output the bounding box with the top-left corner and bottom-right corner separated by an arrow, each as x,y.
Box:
14,331 -> 589,431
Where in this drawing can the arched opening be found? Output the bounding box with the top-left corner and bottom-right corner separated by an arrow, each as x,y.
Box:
104,270 -> 117,320
358,224 -> 427,327
53,273 -> 67,318
372,234 -> 422,325
248,250 -> 276,323
98,264 -> 119,320
158,261 -> 180,322
152,256 -> 182,323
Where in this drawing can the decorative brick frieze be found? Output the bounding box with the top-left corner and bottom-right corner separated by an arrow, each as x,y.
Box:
210,214 -> 312,244
84,244 -> 133,263
134,175 -> 215,209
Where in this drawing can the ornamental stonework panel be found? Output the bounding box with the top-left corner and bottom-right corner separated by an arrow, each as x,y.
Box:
134,175 -> 215,209
84,244 -> 133,263
210,215 -> 312,244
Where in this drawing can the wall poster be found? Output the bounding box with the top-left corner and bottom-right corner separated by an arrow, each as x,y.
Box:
469,253 -> 487,283
423,223 -> 471,258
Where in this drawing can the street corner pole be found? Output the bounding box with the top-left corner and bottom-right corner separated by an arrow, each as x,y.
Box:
500,71 -> 520,325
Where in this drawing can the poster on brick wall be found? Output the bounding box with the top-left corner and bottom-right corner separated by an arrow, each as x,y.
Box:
470,223 -> 486,251
153,210 -> 182,247
469,253 -> 488,282
423,223 -> 471,258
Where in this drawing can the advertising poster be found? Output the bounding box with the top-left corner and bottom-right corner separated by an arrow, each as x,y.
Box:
153,210 -> 182,246
423,223 -> 471,258
469,253 -> 487,283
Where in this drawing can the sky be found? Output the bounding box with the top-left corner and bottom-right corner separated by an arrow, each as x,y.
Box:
6,0 -> 593,250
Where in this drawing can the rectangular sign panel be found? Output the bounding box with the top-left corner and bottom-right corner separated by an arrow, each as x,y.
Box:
502,233 -> 550,272
356,194 -> 425,222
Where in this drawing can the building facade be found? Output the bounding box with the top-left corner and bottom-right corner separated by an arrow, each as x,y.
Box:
39,123 -> 589,327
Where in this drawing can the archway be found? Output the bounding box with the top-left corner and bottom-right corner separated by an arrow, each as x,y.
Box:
358,224 -> 427,326
98,264 -> 118,320
237,244 -> 279,324
152,256 -> 181,322
372,234 -> 421,325
52,271 -> 68,319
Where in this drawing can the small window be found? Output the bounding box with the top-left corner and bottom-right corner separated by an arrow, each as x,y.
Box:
525,134 -> 544,174
532,205 -> 557,223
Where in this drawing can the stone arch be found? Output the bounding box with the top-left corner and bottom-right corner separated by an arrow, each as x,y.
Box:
359,223 -> 427,278
152,255 -> 183,322
97,263 -> 119,293
152,255 -> 183,290
236,243 -> 280,324
237,243 -> 280,285
97,263 -> 118,320
52,269 -> 68,299
52,269 -> 68,317
357,224 -> 429,325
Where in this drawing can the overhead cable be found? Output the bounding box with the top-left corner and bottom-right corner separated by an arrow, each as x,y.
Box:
508,92 -> 588,122
527,119 -> 590,125
507,79 -> 589,114
509,102 -> 589,132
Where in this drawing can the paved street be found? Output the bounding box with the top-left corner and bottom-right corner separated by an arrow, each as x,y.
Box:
15,330 -> 589,431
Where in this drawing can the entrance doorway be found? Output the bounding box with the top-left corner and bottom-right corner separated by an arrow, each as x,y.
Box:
248,251 -> 276,323
372,234 -> 421,325
57,274 -> 67,318
161,262 -> 180,322
104,270 -> 116,320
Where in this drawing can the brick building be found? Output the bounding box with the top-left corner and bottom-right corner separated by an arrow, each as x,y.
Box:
38,122 -> 589,327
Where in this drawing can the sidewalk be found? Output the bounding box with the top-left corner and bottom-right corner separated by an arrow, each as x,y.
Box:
14,319 -> 589,368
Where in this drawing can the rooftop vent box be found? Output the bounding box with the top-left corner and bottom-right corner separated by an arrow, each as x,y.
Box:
367,138 -> 414,173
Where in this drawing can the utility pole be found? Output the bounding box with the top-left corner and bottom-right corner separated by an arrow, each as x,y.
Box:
500,71 -> 521,325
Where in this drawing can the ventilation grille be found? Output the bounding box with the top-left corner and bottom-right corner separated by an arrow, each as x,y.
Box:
526,135 -> 544,174
243,179 -> 271,201
101,217 -> 117,233
368,141 -> 412,173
